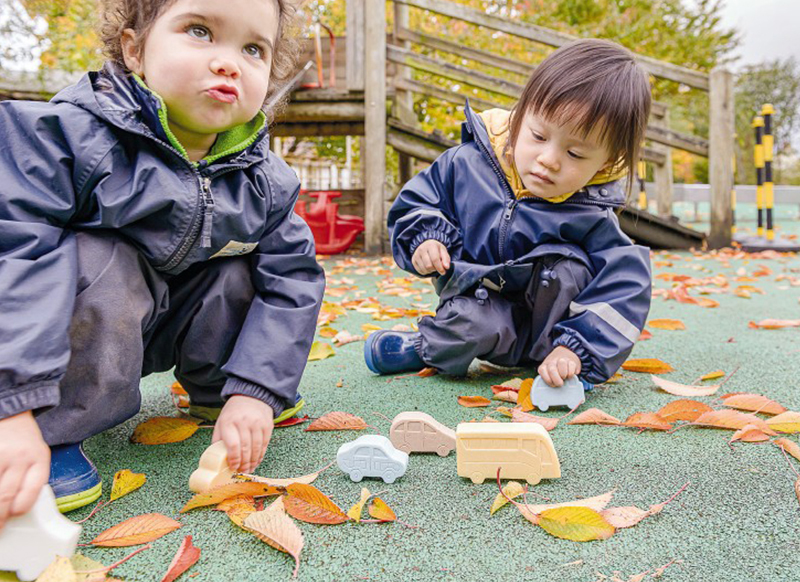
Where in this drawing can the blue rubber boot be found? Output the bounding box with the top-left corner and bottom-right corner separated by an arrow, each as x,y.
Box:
364,331 -> 425,375
580,378 -> 594,391
49,443 -> 102,513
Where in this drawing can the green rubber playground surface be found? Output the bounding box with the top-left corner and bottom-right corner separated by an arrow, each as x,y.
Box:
22,216 -> 800,581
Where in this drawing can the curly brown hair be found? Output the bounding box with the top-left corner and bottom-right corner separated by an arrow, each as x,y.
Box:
99,0 -> 299,106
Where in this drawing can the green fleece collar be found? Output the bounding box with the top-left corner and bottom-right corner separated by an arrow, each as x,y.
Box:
132,74 -> 266,165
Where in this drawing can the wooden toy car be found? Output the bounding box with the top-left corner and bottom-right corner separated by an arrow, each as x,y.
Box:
389,411 -> 456,456
530,375 -> 586,411
337,435 -> 409,483
456,422 -> 560,485
189,440 -> 236,493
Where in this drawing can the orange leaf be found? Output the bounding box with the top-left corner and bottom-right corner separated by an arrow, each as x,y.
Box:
567,408 -> 621,426
490,378 -> 524,393
517,378 -> 534,412
622,359 -> 674,374
638,329 -> 653,341
418,367 -> 438,377
170,381 -> 188,396
130,417 -> 201,445
748,319 -> 800,329
283,483 -> 349,524
217,496 -> 256,529
244,497 -> 304,578
511,409 -> 558,431
651,375 -> 720,397
690,410 -> 776,433
181,482 -> 282,513
695,297 -> 719,308
721,393 -> 787,416
305,411 -> 367,431
92,513 -> 182,547
729,424 -> 772,443
766,411 -> 800,434
648,319 -> 686,330
457,395 -> 491,408
621,412 -> 672,431
160,535 -> 201,582
492,390 -> 518,404
774,438 -> 800,462
701,370 -> 725,381
657,400 -> 713,423
368,497 -> 397,522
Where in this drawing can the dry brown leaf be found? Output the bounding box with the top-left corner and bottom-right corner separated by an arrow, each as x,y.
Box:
522,490 -> 615,516
368,497 -> 397,522
457,395 -> 492,408
748,319 -> 800,329
160,535 -> 201,582
490,481 -> 525,515
648,319 -> 686,330
600,506 -> 653,529
622,359 -> 674,374
774,438 -> 800,462
283,483 -> 349,524
305,411 -> 367,431
651,375 -> 720,397
721,393 -> 787,416
621,412 -> 672,431
110,469 -> 147,502
511,409 -> 559,431
729,424 -> 772,443
690,410 -> 776,433
130,417 -> 201,445
567,408 -> 621,426
346,488 -> 371,522
657,400 -> 713,423
537,506 -> 615,541
181,482 -> 282,513
766,411 -> 800,434
92,513 -> 182,547
237,467 -> 322,488
517,378 -> 534,412
244,497 -> 304,578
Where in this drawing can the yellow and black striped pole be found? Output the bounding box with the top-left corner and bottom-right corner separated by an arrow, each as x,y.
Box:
752,116 -> 764,238
731,153 -> 737,236
637,160 -> 647,210
762,104 -> 775,241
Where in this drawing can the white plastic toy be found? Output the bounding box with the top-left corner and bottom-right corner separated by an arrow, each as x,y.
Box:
337,435 -> 409,483
0,485 -> 81,581
189,440 -> 236,493
530,375 -> 586,412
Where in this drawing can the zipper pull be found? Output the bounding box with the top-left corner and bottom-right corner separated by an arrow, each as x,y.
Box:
200,177 -> 215,248
503,200 -> 516,221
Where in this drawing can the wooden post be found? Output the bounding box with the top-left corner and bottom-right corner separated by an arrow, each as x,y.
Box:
364,0 -> 387,253
346,0 -> 365,91
394,1 -> 415,186
708,68 -> 734,249
652,110 -> 674,219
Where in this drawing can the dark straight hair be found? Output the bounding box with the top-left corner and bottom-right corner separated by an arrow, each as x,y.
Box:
508,38 -> 652,199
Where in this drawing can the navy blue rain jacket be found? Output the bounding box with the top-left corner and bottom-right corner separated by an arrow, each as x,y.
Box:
388,102 -> 652,383
0,65 -> 325,419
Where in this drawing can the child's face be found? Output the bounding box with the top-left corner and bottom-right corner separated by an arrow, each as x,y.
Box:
122,0 -> 278,143
512,110 -> 614,199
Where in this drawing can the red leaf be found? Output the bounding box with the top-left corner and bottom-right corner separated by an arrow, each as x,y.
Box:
160,535 -> 201,582
275,415 -> 310,428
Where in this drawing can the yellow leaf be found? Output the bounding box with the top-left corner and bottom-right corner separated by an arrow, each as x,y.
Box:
774,438 -> 800,462
308,341 -> 335,361
701,370 -> 725,381
181,482 -> 282,513
92,513 -> 182,547
244,498 -> 304,578
36,556 -> 77,582
347,488 -> 371,522
130,417 -> 201,445
537,506 -> 615,541
490,481 -> 525,515
367,497 -> 397,522
318,326 -> 338,338
622,359 -> 674,374
110,469 -> 146,502
517,378 -> 534,412
220,497 -> 256,530
766,411 -> 800,434
648,319 -> 686,330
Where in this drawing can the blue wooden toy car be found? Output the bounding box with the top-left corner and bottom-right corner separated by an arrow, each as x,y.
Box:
337,435 -> 409,483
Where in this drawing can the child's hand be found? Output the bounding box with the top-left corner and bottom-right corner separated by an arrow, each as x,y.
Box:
412,239 -> 451,275
211,395 -> 274,473
538,346 -> 582,387
0,411 -> 51,533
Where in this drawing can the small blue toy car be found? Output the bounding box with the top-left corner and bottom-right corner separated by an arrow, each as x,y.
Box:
530,376 -> 591,412
337,435 -> 409,483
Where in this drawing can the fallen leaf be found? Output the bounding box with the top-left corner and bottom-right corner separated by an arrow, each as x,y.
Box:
368,497 -> 397,522
795,478 -> 800,508
318,326 -> 338,338
308,341 -> 335,361
721,393 -> 786,416
729,424 -> 772,443
537,506 -> 615,541
766,411 -> 800,434
600,506 -> 653,529
774,438 -> 800,462
622,359 -> 674,374
495,406 -> 515,418
522,490 -> 615,516
490,481 -> 525,515
181,482 -> 282,513
748,319 -> 800,329
517,378 -> 534,411
690,410 -> 775,433
333,330 -> 363,346
621,412 -> 672,431
657,400 -> 713,423
283,483 -> 349,524
347,488 -> 371,522
648,319 -> 686,330
651,375 -> 720,397
511,409 -> 559,431
110,470 -> 147,502
237,467 -> 323,488
638,329 -> 653,341
457,395 -> 492,408
701,370 -> 725,381
275,415 -> 310,428
130,417 -> 201,445
491,378 -> 524,392
171,382 -> 188,397
244,497 -> 304,578
305,411 -> 367,431
492,390 -> 518,404
602,372 -> 624,384
567,408 -> 621,426
160,535 -> 201,582
70,554 -> 106,582
218,496 -> 256,529
92,513 -> 182,547
418,367 -> 438,377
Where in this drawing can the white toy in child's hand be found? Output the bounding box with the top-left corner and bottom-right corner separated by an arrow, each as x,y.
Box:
0,485 -> 81,581
188,440 -> 236,493
530,375 -> 586,412
337,435 -> 409,483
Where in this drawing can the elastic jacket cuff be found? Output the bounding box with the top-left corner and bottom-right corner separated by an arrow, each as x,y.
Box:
222,377 -> 287,418
409,230 -> 452,258
553,331 -> 604,384
0,381 -> 60,421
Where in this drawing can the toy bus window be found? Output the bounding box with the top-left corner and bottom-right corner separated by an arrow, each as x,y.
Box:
521,439 -> 538,454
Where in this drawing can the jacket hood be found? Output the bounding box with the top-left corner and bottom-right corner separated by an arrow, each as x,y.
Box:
51,63 -> 270,167
462,101 -> 627,208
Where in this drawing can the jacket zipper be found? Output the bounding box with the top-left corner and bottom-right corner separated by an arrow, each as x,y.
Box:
199,177 -> 215,248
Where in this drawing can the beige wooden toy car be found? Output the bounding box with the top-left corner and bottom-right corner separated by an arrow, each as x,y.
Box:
389,411 -> 456,456
456,422 -> 560,485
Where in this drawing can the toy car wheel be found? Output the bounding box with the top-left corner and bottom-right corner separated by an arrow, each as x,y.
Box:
383,469 -> 396,484
436,444 -> 451,457
397,443 -> 411,454
350,469 -> 363,482
525,474 -> 542,486
537,403 -> 549,412
470,471 -> 484,484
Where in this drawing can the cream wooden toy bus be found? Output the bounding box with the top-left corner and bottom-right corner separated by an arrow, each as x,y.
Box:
456,423 -> 561,485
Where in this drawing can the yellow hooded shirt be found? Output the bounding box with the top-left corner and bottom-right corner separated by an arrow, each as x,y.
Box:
477,108 -> 625,203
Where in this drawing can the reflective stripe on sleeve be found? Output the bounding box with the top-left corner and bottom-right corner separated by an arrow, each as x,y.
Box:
394,208 -> 456,228
568,301 -> 640,343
